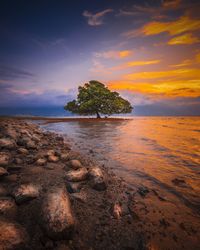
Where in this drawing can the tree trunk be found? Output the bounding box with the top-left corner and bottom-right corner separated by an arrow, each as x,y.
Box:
96,111 -> 101,119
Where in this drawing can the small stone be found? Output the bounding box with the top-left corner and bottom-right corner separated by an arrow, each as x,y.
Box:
89,166 -> 106,191
137,186 -> 149,197
67,159 -> 82,170
48,155 -> 59,163
26,140 -> 37,149
0,138 -> 16,150
0,197 -> 17,218
71,192 -> 87,203
0,167 -> 9,177
65,168 -> 88,182
46,150 -> 56,156
0,152 -> 11,167
60,153 -> 70,161
41,187 -> 75,240
66,182 -> 83,193
0,219 -> 29,249
13,184 -> 40,204
36,158 -> 47,166
0,186 -> 8,196
18,148 -> 29,155
13,158 -> 23,165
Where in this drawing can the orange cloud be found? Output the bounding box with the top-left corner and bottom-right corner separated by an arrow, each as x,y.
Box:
111,59 -> 161,71
168,33 -> 200,45
124,15 -> 200,38
171,59 -> 193,67
108,79 -> 200,98
196,52 -> 200,63
162,0 -> 181,9
95,50 -> 133,59
124,68 -> 200,80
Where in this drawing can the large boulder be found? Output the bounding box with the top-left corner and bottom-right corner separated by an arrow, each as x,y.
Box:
89,166 -> 106,191
41,187 -> 75,240
0,138 -> 16,150
0,152 -> 11,167
12,184 -> 40,204
65,168 -> 88,182
0,219 -> 29,249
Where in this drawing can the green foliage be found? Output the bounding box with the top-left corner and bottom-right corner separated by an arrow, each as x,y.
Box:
64,80 -> 133,118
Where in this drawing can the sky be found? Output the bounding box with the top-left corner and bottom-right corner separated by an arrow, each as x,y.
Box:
0,0 -> 200,116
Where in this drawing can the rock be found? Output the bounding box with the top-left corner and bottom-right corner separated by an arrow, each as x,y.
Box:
0,167 -> 9,177
13,158 -> 23,165
48,155 -> 59,163
26,140 -> 37,149
66,182 -> 83,193
5,128 -> 18,140
32,134 -> 40,142
46,150 -> 56,156
137,186 -> 149,197
71,192 -> 87,203
60,153 -> 69,161
0,138 -> 16,150
41,187 -> 75,240
17,137 -> 29,147
13,184 -> 40,204
0,197 -> 17,218
21,129 -> 32,137
0,219 -> 29,249
67,159 -> 82,170
89,166 -> 106,191
36,158 -> 47,166
17,148 -> 29,155
113,203 -> 123,219
65,168 -> 88,182
0,152 -> 11,167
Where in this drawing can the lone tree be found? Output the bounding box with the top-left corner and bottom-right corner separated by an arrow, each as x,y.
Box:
64,80 -> 133,118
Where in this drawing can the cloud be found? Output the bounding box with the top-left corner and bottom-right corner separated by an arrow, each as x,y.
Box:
94,50 -> 133,59
0,64 -> 35,80
89,59 -> 111,75
124,68 -> 200,80
111,59 -> 161,71
124,15 -> 200,38
168,33 -> 200,45
170,59 -> 193,67
162,0 -> 181,9
83,9 -> 113,26
108,78 -> 200,98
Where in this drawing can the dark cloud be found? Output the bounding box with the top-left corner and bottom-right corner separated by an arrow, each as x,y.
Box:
0,64 -> 35,80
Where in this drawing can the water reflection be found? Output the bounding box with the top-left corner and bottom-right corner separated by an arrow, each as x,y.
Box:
43,117 -> 200,211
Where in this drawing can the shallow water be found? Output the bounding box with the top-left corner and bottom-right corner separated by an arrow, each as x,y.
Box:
43,117 -> 200,211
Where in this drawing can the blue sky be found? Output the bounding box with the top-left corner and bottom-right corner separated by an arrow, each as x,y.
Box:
0,0 -> 200,115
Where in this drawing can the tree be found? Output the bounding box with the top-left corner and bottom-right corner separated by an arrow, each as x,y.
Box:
64,80 -> 133,118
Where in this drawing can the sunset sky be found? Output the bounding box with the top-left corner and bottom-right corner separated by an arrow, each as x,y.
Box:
0,0 -> 200,115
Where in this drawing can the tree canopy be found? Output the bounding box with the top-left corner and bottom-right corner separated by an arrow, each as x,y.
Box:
64,80 -> 133,118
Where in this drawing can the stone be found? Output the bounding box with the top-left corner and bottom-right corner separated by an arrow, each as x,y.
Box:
137,186 -> 149,197
0,197 -> 17,218
0,152 -> 11,167
5,128 -> 18,140
17,148 -> 29,155
67,159 -> 82,170
71,192 -> 87,203
48,155 -> 59,163
26,140 -> 37,149
46,150 -> 56,156
66,182 -> 83,193
13,158 -> 23,165
41,187 -> 75,240
60,153 -> 70,161
36,158 -> 47,166
0,138 -> 16,150
0,167 -> 9,177
65,168 -> 88,182
89,166 -> 106,191
0,219 -> 29,249
13,184 -> 40,204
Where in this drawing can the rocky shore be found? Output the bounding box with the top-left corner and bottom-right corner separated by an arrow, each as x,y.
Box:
0,119 -> 145,250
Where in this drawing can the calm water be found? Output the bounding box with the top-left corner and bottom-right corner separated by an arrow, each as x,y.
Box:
42,117 -> 200,213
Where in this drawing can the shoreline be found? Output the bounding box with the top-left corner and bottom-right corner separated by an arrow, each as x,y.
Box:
0,118 -> 145,250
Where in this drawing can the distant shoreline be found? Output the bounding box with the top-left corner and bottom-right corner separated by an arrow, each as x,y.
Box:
0,115 -> 132,123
